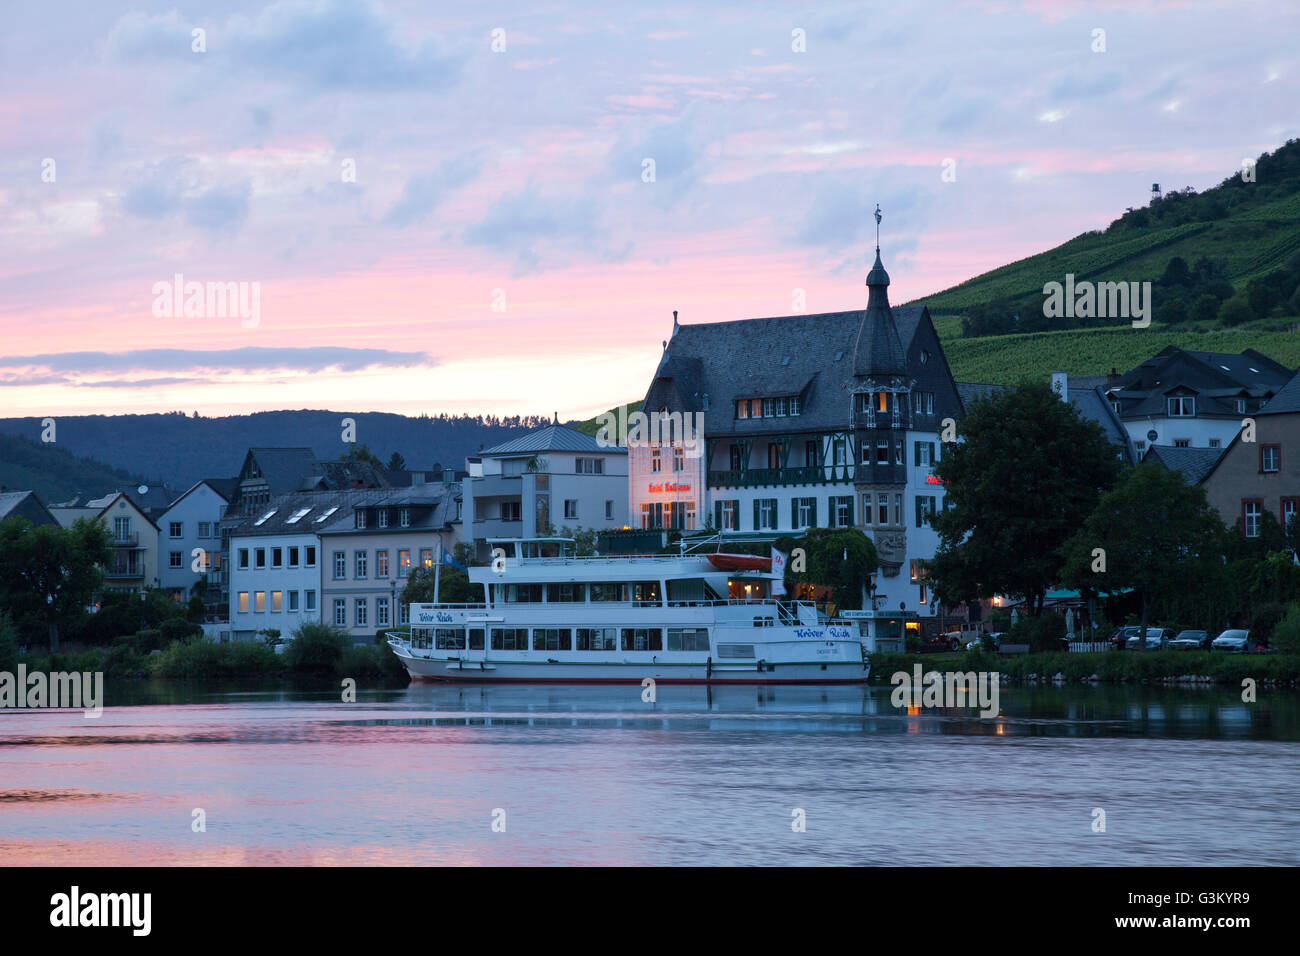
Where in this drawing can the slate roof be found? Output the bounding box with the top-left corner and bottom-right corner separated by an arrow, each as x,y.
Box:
318,483 -> 459,536
955,382 -> 1007,408
1258,367 -> 1300,416
228,489 -> 381,537
854,251 -> 907,378
954,381 -> 1134,463
1142,445 -> 1225,485
0,490 -> 57,526
245,448 -> 319,494
202,477 -> 239,501
645,304 -> 929,435
1104,346 -> 1291,420
479,423 -> 625,457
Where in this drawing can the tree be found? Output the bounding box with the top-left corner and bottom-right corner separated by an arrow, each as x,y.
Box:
340,444 -> 384,468
1217,294 -> 1254,327
1159,256 -> 1192,288
0,516 -> 111,651
929,383 -> 1121,616
387,451 -> 406,471
400,565 -> 478,606
785,528 -> 878,611
1060,463 -> 1223,648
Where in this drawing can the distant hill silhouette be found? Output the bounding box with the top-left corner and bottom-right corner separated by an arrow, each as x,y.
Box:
0,410 -> 557,493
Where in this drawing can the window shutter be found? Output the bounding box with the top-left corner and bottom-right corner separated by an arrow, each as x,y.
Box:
929,442 -> 936,464
753,499 -> 760,531
846,495 -> 854,527
810,498 -> 818,528
791,499 -> 798,528
915,496 -> 923,528
914,441 -> 921,466
714,501 -> 722,530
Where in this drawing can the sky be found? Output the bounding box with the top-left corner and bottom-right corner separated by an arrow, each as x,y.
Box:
1,0 -> 1297,422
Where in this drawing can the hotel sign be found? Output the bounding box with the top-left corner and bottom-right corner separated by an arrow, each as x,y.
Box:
925,473 -> 945,485
648,482 -> 691,493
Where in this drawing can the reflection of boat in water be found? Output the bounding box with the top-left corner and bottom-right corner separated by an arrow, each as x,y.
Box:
387,538 -> 869,684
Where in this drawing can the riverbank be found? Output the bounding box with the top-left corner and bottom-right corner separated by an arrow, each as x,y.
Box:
869,649 -> 1300,686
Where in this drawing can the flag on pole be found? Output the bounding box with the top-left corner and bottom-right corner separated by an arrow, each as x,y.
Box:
771,547 -> 787,596
441,550 -> 466,572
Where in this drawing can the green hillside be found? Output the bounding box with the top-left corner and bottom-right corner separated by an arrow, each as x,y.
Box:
0,433 -> 153,505
909,139 -> 1300,337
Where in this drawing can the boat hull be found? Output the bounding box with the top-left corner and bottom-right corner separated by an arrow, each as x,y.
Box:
394,652 -> 870,685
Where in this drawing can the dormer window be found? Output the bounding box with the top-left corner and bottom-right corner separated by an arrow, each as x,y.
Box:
1236,398 -> 1247,414
1167,396 -> 1195,417
355,509 -> 367,529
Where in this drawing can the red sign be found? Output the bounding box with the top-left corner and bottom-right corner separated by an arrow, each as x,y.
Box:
925,473 -> 945,485
648,483 -> 691,493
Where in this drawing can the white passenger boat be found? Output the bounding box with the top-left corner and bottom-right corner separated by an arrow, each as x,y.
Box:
386,538 -> 870,684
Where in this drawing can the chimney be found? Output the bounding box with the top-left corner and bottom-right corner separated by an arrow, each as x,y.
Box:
1139,363 -> 1156,389
1050,371 -> 1068,401
1107,366 -> 1119,383
443,468 -> 455,483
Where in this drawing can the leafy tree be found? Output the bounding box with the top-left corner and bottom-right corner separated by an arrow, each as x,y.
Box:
1060,463 -> 1223,647
400,565 -> 478,606
1217,294 -> 1255,327
387,451 -> 407,471
1191,293 -> 1221,324
557,525 -> 598,556
0,516 -> 111,651
785,528 -> 878,611
284,621 -> 349,677
340,444 -> 384,468
1159,256 -> 1192,288
929,383 -> 1121,616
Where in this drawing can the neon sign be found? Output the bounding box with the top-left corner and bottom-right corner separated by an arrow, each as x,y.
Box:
925,473 -> 945,485
648,483 -> 691,493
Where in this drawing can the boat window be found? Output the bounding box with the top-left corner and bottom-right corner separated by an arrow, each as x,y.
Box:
469,629 -> 485,650
590,582 -> 627,602
666,578 -> 706,605
411,627 -> 433,650
575,628 -> 617,651
631,582 -> 661,605
490,628 -> 529,650
546,583 -> 584,602
752,616 -> 776,628
667,628 -> 710,651
503,583 -> 544,603
532,628 -> 572,651
621,628 -> 663,651
717,644 -> 756,659
435,628 -> 465,650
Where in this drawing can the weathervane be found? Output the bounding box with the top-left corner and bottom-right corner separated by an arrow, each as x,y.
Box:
874,203 -> 882,251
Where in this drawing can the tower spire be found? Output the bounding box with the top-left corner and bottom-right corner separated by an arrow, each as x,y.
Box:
874,203 -> 882,253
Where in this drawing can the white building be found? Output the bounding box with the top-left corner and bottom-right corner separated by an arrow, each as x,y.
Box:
462,421 -> 628,561
634,246 -> 964,635
157,479 -> 233,604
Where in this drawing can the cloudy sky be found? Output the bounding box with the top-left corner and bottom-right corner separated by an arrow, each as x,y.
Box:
2,0 -> 1296,420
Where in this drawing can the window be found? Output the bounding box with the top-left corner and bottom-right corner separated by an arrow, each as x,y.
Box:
576,457 -> 604,474
914,392 -> 934,415
754,498 -> 778,530
333,551 -> 346,579
288,591 -> 299,612
305,590 -> 316,612
876,391 -> 889,413
564,499 -> 579,519
254,509 -> 276,526
355,510 -> 367,529
1261,444 -> 1281,473
716,499 -> 739,531
651,448 -> 661,473
238,592 -> 249,613
1174,439 -> 1190,449
314,506 -> 338,524
271,591 -> 282,612
916,442 -> 933,467
667,628 -> 710,651
376,597 -> 389,627
1283,498 -> 1300,535
606,500 -> 614,520
805,440 -> 819,467
334,599 -> 347,626
915,496 -> 937,528
576,628 -> 618,651
876,439 -> 889,464
398,549 -> 411,577
1209,438 -> 1221,449
736,400 -> 749,419
399,603 -> 410,625
729,445 -> 744,471
305,546 -> 317,568
355,551 -> 368,579
831,495 -> 853,528
788,397 -> 801,416
793,497 -> 815,529
1236,398 -> 1247,414
355,599 -> 367,628
255,548 -> 266,569
775,397 -> 787,417
894,493 -> 903,526
834,439 -> 847,466
621,628 -> 663,651
269,546 -> 281,568
490,628 -> 529,650
169,521 -> 182,538
435,628 -> 464,650
1167,396 -> 1196,417
169,551 -> 182,568
378,508 -> 389,528
399,508 -> 410,527
198,521 -> 211,538
288,546 -> 299,568
673,447 -> 685,472
760,398 -> 773,417
421,548 -> 433,569
255,591 -> 266,613
286,508 -> 310,525
376,550 -> 389,577
1243,500 -> 1262,538
502,500 -> 521,521
533,628 -> 571,651
877,493 -> 889,526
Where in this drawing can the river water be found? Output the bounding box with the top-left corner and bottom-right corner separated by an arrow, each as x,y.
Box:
1,683 -> 1297,865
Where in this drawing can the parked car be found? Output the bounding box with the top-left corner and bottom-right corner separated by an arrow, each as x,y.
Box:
965,631 -> 1005,651
1110,626 -> 1142,649
1169,629 -> 1210,650
1211,629 -> 1251,653
1126,627 -> 1172,650
922,631 -> 964,653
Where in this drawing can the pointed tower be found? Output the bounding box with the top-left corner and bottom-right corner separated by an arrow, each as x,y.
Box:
851,221 -> 912,581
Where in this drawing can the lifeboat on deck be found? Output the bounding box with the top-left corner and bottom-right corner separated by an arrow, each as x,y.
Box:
706,553 -> 772,572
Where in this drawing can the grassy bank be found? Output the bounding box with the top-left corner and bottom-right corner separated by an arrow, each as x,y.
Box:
870,650 -> 1300,686
19,633 -> 409,686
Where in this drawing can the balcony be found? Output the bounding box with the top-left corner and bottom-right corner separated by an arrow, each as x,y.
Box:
111,531 -> 140,547
105,566 -> 142,579
470,474 -> 525,498
708,465 -> 855,488
471,517 -> 526,539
